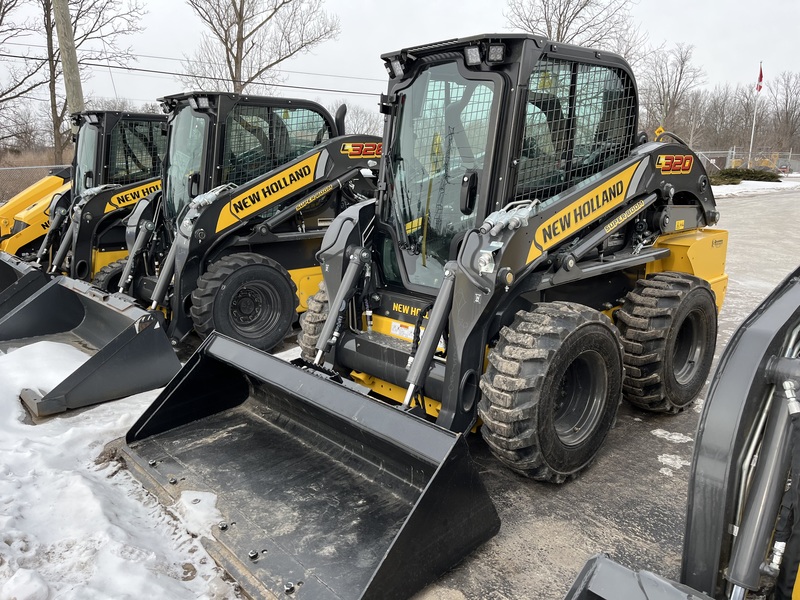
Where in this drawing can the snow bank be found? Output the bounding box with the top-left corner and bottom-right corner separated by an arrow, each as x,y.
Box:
712,177 -> 800,198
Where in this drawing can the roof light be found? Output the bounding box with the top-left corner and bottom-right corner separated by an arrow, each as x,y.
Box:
464,46 -> 482,66
487,44 -> 506,63
390,58 -> 404,78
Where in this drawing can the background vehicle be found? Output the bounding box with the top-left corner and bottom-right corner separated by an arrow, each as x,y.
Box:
565,263 -> 800,600
0,166 -> 70,253
1,111 -> 165,270
116,34 -> 728,600
0,92 -> 380,418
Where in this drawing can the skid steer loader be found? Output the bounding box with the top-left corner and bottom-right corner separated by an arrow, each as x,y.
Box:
0,165 -> 70,248
114,34 -> 727,599
565,263 -> 800,600
0,111 -> 166,312
3,92 -> 381,417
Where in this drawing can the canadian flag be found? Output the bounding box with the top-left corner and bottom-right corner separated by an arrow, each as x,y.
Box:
756,63 -> 764,92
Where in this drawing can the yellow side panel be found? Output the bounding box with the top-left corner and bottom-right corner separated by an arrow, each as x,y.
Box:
91,249 -> 129,278
646,228 -> 729,312
288,266 -> 322,313
0,182 -> 71,253
0,175 -> 68,237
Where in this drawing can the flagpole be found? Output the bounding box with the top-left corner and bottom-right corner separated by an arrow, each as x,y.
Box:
747,94 -> 758,168
747,61 -> 762,169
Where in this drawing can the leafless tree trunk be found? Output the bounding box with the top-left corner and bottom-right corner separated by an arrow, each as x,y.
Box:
180,0 -> 340,94
34,0 -> 145,163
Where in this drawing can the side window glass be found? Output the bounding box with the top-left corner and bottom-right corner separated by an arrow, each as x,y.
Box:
513,58 -> 634,205
222,106 -> 329,186
108,120 -> 165,185
572,64 -> 632,182
514,58 -> 572,203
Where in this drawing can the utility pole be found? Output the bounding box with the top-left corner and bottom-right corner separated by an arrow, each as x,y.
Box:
52,0 -> 84,113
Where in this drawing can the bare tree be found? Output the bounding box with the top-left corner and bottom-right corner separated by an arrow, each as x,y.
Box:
180,0 -> 340,94
506,0 -> 642,52
35,0 -> 145,163
767,71 -> 800,150
640,43 -> 705,133
0,0 -> 49,107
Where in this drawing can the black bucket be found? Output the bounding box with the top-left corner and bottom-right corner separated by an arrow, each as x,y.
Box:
0,252 -> 50,320
563,554 -> 713,600
0,276 -> 181,417
119,332 -> 500,600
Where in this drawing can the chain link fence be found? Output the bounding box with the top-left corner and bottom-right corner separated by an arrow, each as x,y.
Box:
0,165 -> 70,205
694,150 -> 799,174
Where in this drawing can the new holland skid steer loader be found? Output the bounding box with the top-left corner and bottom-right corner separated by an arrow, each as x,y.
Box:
0,165 -> 70,250
1,92 -> 380,418
565,263 -> 800,600
115,35 -> 727,599
87,92 -> 380,350
0,110 -> 166,317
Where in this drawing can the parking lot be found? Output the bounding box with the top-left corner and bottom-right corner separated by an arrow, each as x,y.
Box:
413,188 -> 800,599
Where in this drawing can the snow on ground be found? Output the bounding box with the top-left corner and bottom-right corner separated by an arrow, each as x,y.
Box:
0,342 -> 236,600
0,179 -> 791,599
711,176 -> 800,198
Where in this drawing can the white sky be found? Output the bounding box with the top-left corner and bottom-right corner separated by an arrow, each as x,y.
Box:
12,0 -> 800,112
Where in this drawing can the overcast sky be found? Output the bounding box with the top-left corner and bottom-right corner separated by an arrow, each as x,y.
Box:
70,0 -> 800,112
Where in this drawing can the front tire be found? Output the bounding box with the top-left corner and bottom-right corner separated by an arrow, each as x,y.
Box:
616,272 -> 717,413
298,282 -> 328,361
190,253 -> 298,352
479,302 -> 623,483
92,258 -> 127,292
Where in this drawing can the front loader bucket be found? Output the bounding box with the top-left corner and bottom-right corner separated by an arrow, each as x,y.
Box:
0,252 -> 50,318
118,332 -> 500,600
0,276 -> 181,417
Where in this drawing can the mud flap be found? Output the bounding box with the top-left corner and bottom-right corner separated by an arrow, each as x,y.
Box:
0,252 -> 50,319
119,332 -> 500,600
0,276 -> 181,417
564,554 -> 713,600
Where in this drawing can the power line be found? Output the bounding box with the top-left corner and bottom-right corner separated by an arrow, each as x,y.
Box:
0,51 -> 382,99
3,40 -> 386,83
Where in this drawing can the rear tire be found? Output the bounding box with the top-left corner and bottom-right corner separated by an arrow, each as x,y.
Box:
92,258 -> 127,292
478,302 -> 623,483
190,253 -> 298,352
298,282 -> 328,361
616,272 -> 717,413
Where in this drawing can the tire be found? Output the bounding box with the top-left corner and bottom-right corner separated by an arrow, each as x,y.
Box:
615,272 -> 717,413
92,258 -> 127,292
298,282 -> 328,361
190,252 -> 298,352
478,302 -> 623,483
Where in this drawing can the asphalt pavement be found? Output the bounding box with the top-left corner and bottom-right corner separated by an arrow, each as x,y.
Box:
412,189 -> 800,600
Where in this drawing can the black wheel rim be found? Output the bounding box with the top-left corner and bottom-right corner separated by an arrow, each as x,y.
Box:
554,350 -> 607,447
229,281 -> 281,337
673,311 -> 704,385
